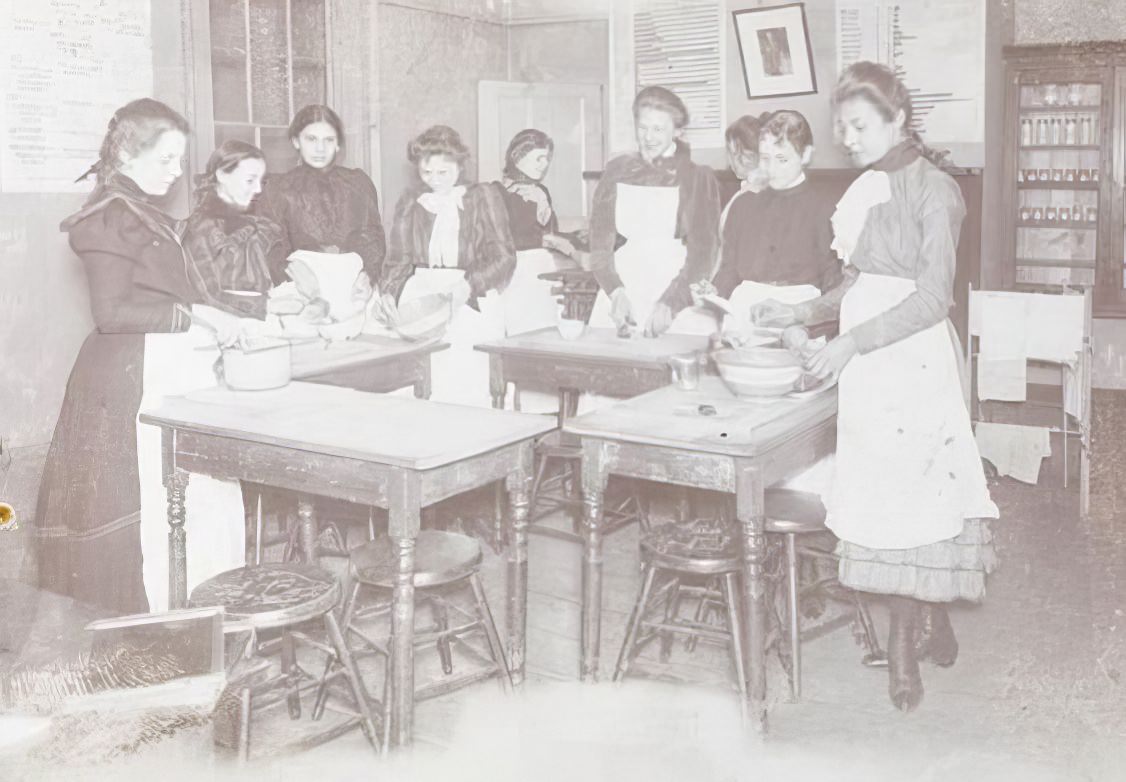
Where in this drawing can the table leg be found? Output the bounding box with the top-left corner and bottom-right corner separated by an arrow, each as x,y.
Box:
505,461 -> 532,686
735,465 -> 768,734
413,360 -> 431,400
580,440 -> 609,682
489,354 -> 506,410
165,468 -> 189,609
388,532 -> 416,747
296,497 -> 319,566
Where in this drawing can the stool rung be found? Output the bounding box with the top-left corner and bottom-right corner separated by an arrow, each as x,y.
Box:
639,621 -> 731,643
415,667 -> 502,701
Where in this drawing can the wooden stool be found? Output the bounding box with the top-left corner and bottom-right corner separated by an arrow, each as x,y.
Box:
191,563 -> 380,759
613,520 -> 747,699
319,530 -> 511,739
528,430 -> 649,543
764,488 -> 885,701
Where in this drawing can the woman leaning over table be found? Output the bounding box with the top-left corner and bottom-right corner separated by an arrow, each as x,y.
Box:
586,85 -> 721,337
377,124 -> 516,408
37,99 -> 253,614
183,140 -> 288,318
751,62 -> 999,712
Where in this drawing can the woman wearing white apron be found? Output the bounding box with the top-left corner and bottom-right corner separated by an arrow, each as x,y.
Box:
378,125 -> 516,408
752,63 -> 999,713
493,129 -> 573,414
587,86 -> 721,339
42,99 -> 247,614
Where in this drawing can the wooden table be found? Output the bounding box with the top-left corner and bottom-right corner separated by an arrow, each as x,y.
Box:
291,334 -> 447,398
139,382 -> 554,747
563,375 -> 837,733
476,327 -> 711,425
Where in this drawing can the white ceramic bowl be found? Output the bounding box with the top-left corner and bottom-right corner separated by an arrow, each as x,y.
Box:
394,294 -> 452,342
221,338 -> 292,391
713,348 -> 803,398
557,317 -> 586,341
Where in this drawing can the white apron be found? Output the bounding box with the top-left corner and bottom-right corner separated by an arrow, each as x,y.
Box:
137,324 -> 246,612
724,279 -> 821,338
399,268 -> 504,408
587,183 -> 716,336
825,273 -> 999,549
502,248 -> 562,336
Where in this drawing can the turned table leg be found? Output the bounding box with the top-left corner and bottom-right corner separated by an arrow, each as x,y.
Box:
505,453 -> 532,686
579,439 -> 609,682
735,465 -> 768,734
165,468 -> 189,610
296,497 -> 319,567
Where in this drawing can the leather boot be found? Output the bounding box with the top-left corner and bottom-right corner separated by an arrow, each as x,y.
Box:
915,602 -> 958,667
887,596 -> 923,712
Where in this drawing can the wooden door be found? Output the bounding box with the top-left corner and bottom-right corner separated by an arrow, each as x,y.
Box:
478,80 -> 605,226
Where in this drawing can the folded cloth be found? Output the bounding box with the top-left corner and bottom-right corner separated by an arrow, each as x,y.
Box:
977,356 -> 1027,402
974,422 -> 1052,484
286,250 -> 366,320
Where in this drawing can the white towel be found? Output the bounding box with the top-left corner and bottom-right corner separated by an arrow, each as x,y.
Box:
977,356 -> 1027,402
974,422 -> 1052,484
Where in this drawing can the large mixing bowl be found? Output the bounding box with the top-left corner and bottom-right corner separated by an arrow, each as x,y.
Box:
713,347 -> 803,397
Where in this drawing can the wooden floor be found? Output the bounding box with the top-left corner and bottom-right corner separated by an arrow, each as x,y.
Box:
4,393 -> 1126,780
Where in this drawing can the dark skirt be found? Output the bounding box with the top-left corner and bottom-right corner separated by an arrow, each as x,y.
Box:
35,331 -> 148,615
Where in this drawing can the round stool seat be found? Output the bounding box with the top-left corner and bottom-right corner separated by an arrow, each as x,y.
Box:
640,521 -> 740,576
351,530 -> 482,589
189,563 -> 339,631
763,488 -> 827,535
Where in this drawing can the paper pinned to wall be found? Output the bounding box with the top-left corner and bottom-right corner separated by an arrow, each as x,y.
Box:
835,0 -> 984,153
0,0 -> 152,193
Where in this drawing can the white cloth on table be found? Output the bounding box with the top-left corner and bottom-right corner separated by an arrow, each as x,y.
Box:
286,250 -> 365,321
974,422 -> 1052,484
137,323 -> 245,613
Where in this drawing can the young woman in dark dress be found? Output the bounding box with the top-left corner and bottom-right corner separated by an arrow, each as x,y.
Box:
38,99 -> 250,614
183,140 -> 287,318
256,104 -> 385,302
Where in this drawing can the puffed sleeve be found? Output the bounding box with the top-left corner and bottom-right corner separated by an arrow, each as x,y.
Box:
846,172 -> 962,353
341,169 -> 387,282
68,204 -> 189,334
464,183 -> 517,298
658,163 -> 721,313
255,173 -> 294,260
381,190 -> 424,302
182,217 -> 269,319
588,158 -> 626,295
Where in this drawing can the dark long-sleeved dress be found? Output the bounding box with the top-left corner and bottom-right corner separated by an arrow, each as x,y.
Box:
37,174 -> 200,614
588,142 -> 720,315
256,163 -> 386,282
498,178 -> 558,251
183,191 -> 288,318
711,177 -> 845,298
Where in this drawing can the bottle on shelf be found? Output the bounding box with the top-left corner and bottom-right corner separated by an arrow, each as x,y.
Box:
1065,116 -> 1077,145
1051,117 -> 1062,144
1037,118 -> 1050,145
1079,115 -> 1092,144
1021,118 -> 1033,146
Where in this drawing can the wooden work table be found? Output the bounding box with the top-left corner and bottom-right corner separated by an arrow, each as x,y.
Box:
139,382 -> 554,747
563,375 -> 837,734
290,334 -> 447,397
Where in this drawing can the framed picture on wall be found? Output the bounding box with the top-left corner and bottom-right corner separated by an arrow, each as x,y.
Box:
733,3 -> 817,100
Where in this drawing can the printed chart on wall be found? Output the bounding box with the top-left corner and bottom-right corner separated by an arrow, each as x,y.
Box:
835,0 -> 984,160
0,0 -> 152,193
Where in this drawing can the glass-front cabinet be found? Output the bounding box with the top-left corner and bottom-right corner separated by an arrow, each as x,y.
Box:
1003,43 -> 1126,316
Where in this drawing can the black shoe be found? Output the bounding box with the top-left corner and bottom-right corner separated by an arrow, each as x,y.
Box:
887,597 -> 924,712
915,603 -> 958,667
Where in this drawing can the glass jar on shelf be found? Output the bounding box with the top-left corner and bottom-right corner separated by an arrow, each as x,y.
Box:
1021,118 -> 1033,146
1037,118 -> 1050,145
1065,116 -> 1077,145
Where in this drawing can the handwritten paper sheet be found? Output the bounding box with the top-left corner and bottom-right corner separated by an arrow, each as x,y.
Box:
0,0 -> 152,193
835,0 -> 984,156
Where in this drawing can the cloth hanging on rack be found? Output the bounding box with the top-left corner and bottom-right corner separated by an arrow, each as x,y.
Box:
974,422 -> 1052,484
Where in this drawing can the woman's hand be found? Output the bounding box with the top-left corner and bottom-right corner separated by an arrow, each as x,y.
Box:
805,333 -> 858,381
609,287 -> 636,335
749,298 -> 798,328
689,278 -> 717,308
351,271 -> 374,306
644,302 -> 673,338
370,292 -> 400,328
543,233 -> 577,258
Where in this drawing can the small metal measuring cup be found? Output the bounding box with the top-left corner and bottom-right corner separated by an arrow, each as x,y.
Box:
668,353 -> 701,391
